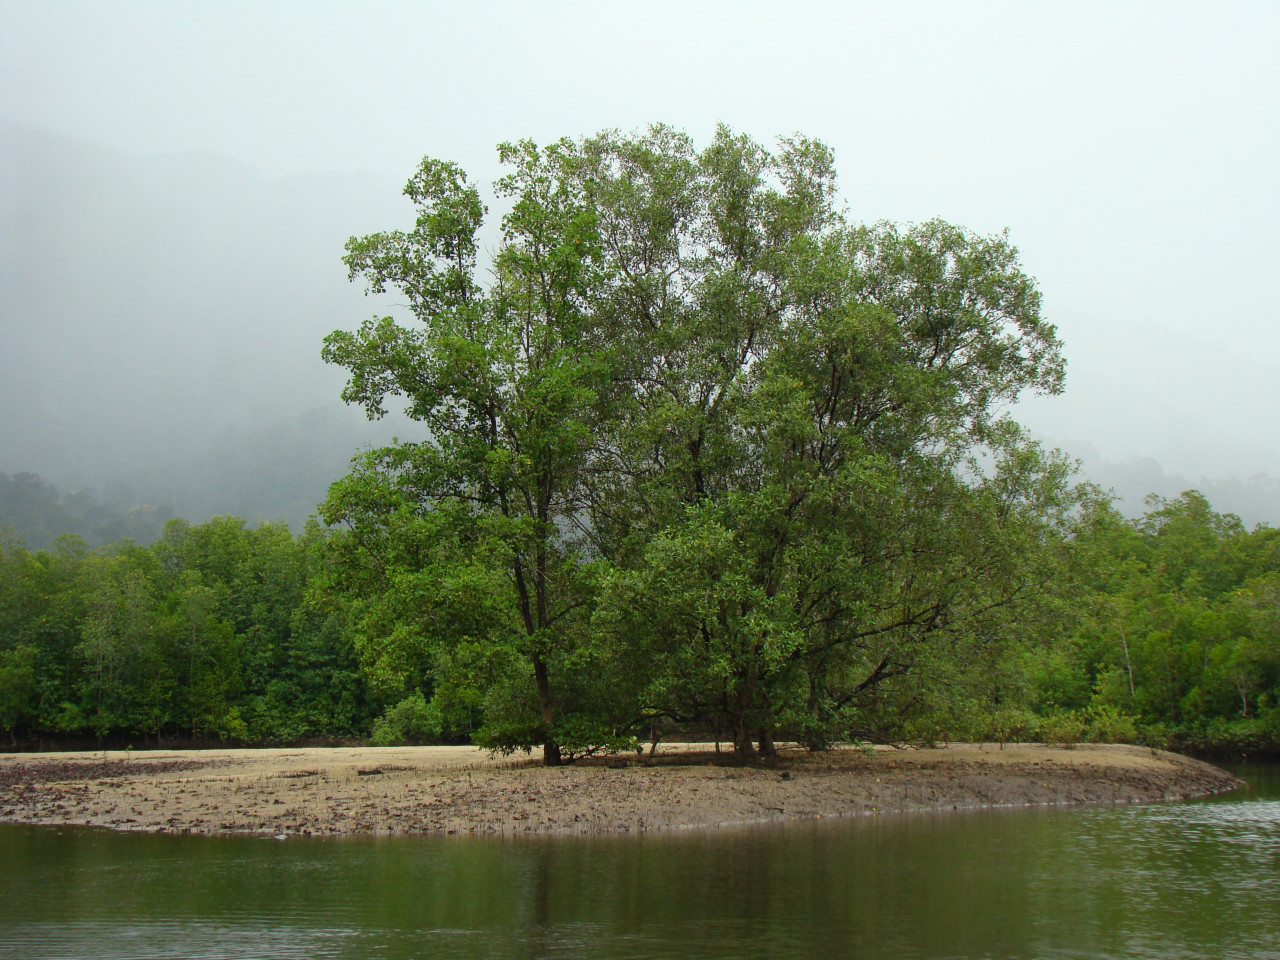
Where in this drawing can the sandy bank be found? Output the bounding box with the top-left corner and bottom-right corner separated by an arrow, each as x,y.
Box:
0,743 -> 1242,837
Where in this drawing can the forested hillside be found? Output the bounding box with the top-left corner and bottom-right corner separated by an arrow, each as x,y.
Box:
0,472 -> 174,550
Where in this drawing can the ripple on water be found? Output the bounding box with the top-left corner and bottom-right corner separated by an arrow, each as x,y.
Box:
0,920 -> 368,960
1137,797 -> 1280,846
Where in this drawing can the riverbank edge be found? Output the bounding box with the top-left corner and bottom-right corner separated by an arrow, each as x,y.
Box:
0,743 -> 1245,838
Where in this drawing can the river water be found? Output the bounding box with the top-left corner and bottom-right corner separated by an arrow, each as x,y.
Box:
1,764 -> 1276,960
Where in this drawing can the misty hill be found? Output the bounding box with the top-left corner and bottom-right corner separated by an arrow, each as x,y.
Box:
0,470 -> 172,549
0,407 -> 415,549
0,121 -> 409,514
1073,446 -> 1280,529
3,121 -> 1278,532
111,405 -> 409,536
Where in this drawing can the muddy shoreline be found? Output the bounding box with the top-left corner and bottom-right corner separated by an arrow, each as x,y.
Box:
0,743 -> 1243,838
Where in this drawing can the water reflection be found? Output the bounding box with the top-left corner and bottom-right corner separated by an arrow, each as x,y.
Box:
1,766 -> 1275,960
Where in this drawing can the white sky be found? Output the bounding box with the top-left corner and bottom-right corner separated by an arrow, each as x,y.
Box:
2,0 -> 1278,480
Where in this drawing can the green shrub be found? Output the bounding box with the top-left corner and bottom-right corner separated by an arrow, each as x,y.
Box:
1084,704 -> 1138,744
1137,722 -> 1173,751
1037,705 -> 1140,747
1038,711 -> 1088,747
370,691 -> 440,746
985,707 -> 1039,746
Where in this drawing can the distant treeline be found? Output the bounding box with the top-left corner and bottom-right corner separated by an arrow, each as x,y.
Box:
0,491 -> 1276,756
0,516 -> 369,746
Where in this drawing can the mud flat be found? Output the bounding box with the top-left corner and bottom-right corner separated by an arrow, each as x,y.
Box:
0,742 -> 1242,837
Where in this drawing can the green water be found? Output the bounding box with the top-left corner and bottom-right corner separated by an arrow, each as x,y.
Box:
1,765 -> 1276,959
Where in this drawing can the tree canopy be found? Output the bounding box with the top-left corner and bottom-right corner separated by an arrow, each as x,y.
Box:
320,125 -> 1080,764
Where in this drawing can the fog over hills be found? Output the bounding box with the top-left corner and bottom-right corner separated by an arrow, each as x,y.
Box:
1,119 -> 1277,542
0,122 -> 410,535
1065,447 -> 1280,529
2,2 -> 1277,542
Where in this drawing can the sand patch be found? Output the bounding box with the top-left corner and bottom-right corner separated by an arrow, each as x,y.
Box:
0,742 -> 1242,837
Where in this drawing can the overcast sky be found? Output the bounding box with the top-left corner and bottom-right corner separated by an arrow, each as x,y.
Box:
2,0 -> 1278,487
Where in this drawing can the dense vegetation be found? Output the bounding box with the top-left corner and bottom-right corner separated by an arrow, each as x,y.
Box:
0,518 -> 369,746
1,492 -> 1275,756
1042,492 -> 1280,756
1,127 -> 1276,759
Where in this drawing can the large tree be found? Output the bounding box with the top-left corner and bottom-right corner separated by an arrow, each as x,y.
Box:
572,129 -> 1073,753
321,125 -> 1077,761
322,144 -> 625,764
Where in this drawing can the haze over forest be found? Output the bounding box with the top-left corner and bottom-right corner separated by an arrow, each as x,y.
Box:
1,120 -> 409,539
2,2 -> 1278,545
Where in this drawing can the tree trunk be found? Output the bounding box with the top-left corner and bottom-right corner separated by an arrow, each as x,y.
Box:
733,714 -> 756,756
757,726 -> 775,757
543,739 -> 562,766
1118,622 -> 1136,698
532,653 -> 560,766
